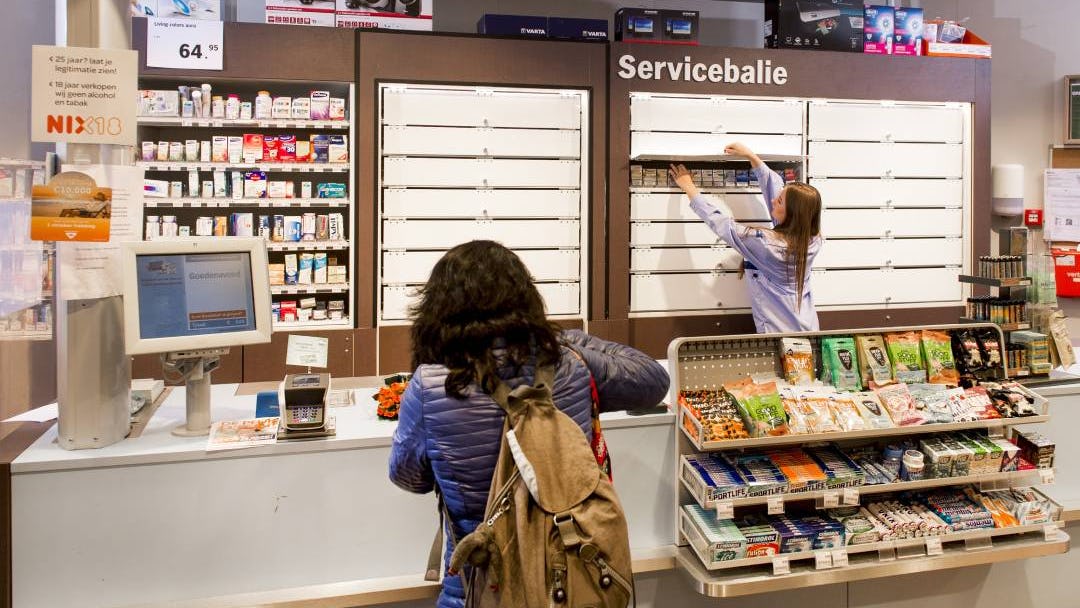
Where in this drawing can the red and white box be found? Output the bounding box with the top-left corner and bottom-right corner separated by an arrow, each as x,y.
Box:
265,0 -> 336,27
335,0 -> 433,31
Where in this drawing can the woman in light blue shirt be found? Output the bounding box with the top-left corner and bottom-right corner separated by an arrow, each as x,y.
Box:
669,142 -> 823,333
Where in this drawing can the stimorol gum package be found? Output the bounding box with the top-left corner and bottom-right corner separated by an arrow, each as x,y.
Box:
822,337 -> 862,391
856,334 -> 893,386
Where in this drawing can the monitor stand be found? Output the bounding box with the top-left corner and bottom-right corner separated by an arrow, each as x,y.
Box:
163,348 -> 229,437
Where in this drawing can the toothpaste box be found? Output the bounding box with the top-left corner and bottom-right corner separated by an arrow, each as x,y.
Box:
864,5 -> 895,54
893,7 -> 924,56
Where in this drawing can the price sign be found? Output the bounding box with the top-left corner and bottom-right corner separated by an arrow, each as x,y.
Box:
831,549 -> 848,568
1039,469 -> 1055,485
814,551 -> 833,570
771,556 -> 791,576
925,537 -> 943,556
822,491 -> 840,508
842,488 -> 860,506
767,496 -> 784,515
714,500 -> 734,520
147,18 -> 223,70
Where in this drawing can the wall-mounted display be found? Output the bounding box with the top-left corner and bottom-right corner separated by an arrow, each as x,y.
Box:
1067,75 -> 1080,145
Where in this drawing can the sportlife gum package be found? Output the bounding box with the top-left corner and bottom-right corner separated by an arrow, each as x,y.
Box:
822,337 -> 862,391
921,330 -> 960,385
851,391 -> 894,428
856,335 -> 893,386
781,337 -> 815,385
885,331 -> 928,384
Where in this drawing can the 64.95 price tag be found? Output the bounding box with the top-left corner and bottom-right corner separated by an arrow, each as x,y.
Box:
146,18 -> 223,70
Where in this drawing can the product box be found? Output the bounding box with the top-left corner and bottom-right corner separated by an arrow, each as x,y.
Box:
615,8 -> 661,43
548,17 -> 608,41
477,14 -> 548,38
1013,431 -> 1055,469
314,252 -> 328,284
863,5 -> 894,54
328,135 -> 348,163
138,90 -> 180,116
309,91 -> 330,121
311,134 -> 330,163
227,136 -> 243,164
295,140 -> 312,163
765,0 -> 865,52
893,7 -> 924,56
244,171 -> 268,199
682,505 -> 748,563
683,454 -> 748,503
263,136 -> 281,162
335,0 -> 433,31
662,10 -> 699,45
265,1 -> 336,27
735,520 -> 780,557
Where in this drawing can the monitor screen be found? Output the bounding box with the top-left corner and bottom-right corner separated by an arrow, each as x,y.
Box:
135,252 -> 257,340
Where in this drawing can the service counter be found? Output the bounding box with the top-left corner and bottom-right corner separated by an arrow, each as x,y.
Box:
6,375 -> 1080,608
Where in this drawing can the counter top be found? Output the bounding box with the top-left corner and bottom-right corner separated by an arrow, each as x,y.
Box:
10,382 -> 673,474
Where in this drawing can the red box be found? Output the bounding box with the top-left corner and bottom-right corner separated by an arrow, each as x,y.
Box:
1052,247 -> 1080,297
1025,209 -> 1044,227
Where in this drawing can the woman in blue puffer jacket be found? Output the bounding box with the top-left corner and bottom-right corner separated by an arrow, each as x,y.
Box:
389,240 -> 669,608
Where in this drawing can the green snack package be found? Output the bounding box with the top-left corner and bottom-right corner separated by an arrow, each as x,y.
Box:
885,331 -> 928,384
821,336 -> 862,391
921,329 -> 960,385
725,380 -> 789,438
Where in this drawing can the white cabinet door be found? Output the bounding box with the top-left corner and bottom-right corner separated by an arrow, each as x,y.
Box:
810,178 -> 963,208
822,208 -> 962,238
808,142 -> 963,178
382,282 -> 579,320
383,158 -> 581,188
383,249 -> 579,283
814,238 -> 964,269
809,103 -> 965,143
631,272 -> 750,312
813,267 -> 961,306
631,192 -> 769,222
631,96 -> 803,135
631,132 -> 803,159
631,246 -> 741,272
383,188 -> 580,219
382,89 -> 582,129
382,219 -> 580,249
537,282 -> 581,315
382,126 -> 581,158
631,221 -> 723,247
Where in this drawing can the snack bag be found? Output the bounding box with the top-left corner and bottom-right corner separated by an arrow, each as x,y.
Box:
885,332 -> 928,384
725,381 -> 790,438
921,330 -> 960,385
908,383 -> 955,424
874,382 -> 927,426
781,338 -> 815,385
952,329 -> 985,376
975,329 -> 1003,373
781,387 -> 810,434
856,335 -> 893,386
797,390 -> 842,433
821,336 -> 862,391
679,389 -> 750,441
828,393 -> 868,431
852,391 -> 895,429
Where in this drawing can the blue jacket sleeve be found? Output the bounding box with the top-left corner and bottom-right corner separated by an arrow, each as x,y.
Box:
561,329 -> 670,413
388,372 -> 435,494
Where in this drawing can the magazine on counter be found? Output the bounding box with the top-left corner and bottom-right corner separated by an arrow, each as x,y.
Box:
206,417 -> 281,451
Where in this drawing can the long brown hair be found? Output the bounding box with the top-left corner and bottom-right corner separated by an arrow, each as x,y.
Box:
408,240 -> 562,399
773,182 -> 822,304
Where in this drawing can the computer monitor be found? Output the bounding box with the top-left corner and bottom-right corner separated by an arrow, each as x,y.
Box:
121,237 -> 272,436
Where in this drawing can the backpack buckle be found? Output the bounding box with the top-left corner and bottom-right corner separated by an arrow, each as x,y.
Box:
553,512 -> 582,548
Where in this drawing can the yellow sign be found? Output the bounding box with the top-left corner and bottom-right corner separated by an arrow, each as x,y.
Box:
30,172 -> 112,242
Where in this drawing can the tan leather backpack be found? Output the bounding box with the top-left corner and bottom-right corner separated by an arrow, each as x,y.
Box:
448,366 -> 634,607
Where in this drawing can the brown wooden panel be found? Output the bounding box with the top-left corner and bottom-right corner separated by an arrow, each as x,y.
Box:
133,20 -> 355,82
356,31 -> 608,330
587,319 -> 630,345
1051,147 -> 1080,169
0,339 -> 56,420
242,329 -> 353,381
629,315 -> 757,359
130,348 -> 243,385
0,420 -> 54,608
378,325 -> 412,376
972,59 -> 992,261
353,328 -> 378,377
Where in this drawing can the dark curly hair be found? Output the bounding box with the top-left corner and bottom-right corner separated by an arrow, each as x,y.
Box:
409,240 -> 562,399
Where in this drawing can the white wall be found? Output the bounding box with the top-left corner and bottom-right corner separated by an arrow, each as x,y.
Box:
0,0 -> 55,160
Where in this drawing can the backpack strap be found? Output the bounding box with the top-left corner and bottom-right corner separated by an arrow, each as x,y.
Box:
424,492 -> 453,581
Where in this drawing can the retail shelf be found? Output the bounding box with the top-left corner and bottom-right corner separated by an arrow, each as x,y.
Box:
958,318 -> 1032,332
0,330 -> 53,341
136,116 -> 348,130
680,509 -> 1064,574
137,161 -> 349,173
270,284 -> 349,295
675,528 -> 1069,598
678,407 -> 1049,452
630,187 -> 763,195
272,319 -> 351,331
145,198 -> 348,208
266,241 -> 349,252
957,275 -> 1032,287
632,153 -> 805,163
679,456 -> 1052,513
